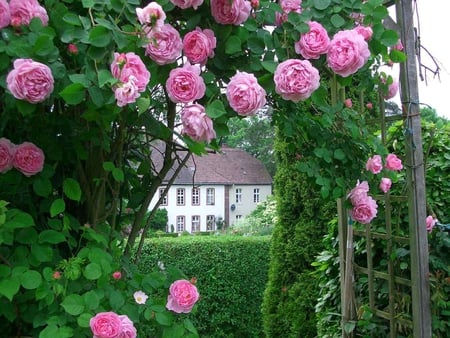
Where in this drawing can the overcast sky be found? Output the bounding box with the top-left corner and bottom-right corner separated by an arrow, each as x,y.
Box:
389,2 -> 450,119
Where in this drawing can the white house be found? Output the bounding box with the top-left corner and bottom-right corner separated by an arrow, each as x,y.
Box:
149,146 -> 273,233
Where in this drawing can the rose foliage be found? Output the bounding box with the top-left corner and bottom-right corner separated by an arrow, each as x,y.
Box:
0,0 -> 403,336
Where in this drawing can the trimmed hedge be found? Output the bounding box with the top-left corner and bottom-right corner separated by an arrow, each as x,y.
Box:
137,235 -> 271,337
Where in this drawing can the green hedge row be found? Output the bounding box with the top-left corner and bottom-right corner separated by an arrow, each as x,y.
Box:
136,235 -> 271,337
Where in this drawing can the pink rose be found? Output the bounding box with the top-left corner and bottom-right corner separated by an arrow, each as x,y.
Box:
166,279 -> 200,313
114,76 -> 140,107
0,138 -> 15,174
112,271 -> 122,280
347,180 -> 369,205
351,195 -> 378,224
365,155 -> 383,174
344,98 -> 352,108
327,29 -> 370,77
111,52 -> 150,92
181,104 -> 216,142
13,142 -> 45,177
226,71 -> 266,116
274,59 -> 320,102
385,153 -> 403,171
165,63 -> 206,103
118,315 -> 137,338
280,0 -> 302,13
379,177 -> 392,193
384,80 -> 399,100
170,0 -> 204,10
67,43 -> 78,54
366,102 -> 373,109
183,27 -> 216,66
294,21 -> 330,60
391,39 -> 404,51
136,2 -> 166,28
426,215 -> 436,233
210,0 -> 251,25
7,59 -> 54,103
90,312 -> 122,338
9,0 -> 48,26
0,0 -> 10,29
353,25 -> 373,41
145,23 -> 183,65
52,271 -> 61,280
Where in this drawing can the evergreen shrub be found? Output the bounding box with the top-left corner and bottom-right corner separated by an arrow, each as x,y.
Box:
137,236 -> 271,337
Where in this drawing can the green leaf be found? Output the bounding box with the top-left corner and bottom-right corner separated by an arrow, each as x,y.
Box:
16,100 -> 37,116
20,270 -> 42,289
78,313 -> 93,328
63,178 -> 82,201
5,209 -> 34,229
84,263 -> 102,280
59,83 -> 86,105
247,37 -> 265,55
0,277 -> 20,301
206,100 -> 227,118
103,161 -> 115,171
69,74 -> 91,88
39,325 -> 58,338
381,29 -> 400,47
389,49 -> 406,63
225,35 -> 242,55
82,0 -> 95,8
63,13 -> 82,26
330,14 -> 345,28
39,230 -> 66,244
162,323 -> 184,338
313,0 -> 331,10
50,199 -> 66,217
137,96 -> 151,114
98,69 -> 116,88
184,318 -> 198,334
61,294 -> 85,315
31,243 -> 54,262
83,290 -> 100,310
333,149 -> 346,161
261,61 -> 277,74
156,312 -> 174,326
109,290 -> 125,309
33,177 -> 52,197
112,168 -> 124,182
88,26 -> 112,47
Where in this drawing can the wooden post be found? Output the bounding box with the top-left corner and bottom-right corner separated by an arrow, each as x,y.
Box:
395,1 -> 432,337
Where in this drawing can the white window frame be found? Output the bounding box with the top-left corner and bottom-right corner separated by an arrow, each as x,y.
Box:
176,188 -> 185,206
192,215 -> 200,232
253,188 -> 260,203
159,187 -> 168,206
235,188 -> 242,204
206,188 -> 215,205
206,215 -> 215,231
176,216 -> 185,233
192,187 -> 200,206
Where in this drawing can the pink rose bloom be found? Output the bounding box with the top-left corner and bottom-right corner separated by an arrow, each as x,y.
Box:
347,180 -> 369,205
112,271 -> 122,280
6,59 -> 54,103
210,0 -> 251,25
165,63 -> 206,103
226,71 -> 266,116
9,0 -> 48,26
294,21 -> 329,60
353,25 -> 373,41
183,27 -> 216,66
114,76 -> 140,107
385,153 -> 403,171
118,315 -> 137,338
111,52 -> 150,92
166,279 -> 200,313
391,39 -> 404,51
384,80 -> 399,100
0,138 -> 15,174
274,59 -> 320,102
426,215 -> 436,233
280,0 -> 302,13
13,142 -> 45,177
327,29 -> 370,77
351,195 -> 378,224
170,0 -> 204,10
366,102 -> 373,109
379,177 -> 392,193
90,312 -> 122,338
344,98 -> 352,108
0,0 -> 10,29
144,23 -> 182,65
181,104 -> 216,142
136,2 -> 166,28
365,154 -> 383,174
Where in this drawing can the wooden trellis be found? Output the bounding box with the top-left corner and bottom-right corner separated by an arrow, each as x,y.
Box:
338,1 -> 432,337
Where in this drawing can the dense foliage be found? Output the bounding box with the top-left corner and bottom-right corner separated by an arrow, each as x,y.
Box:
137,235 -> 271,337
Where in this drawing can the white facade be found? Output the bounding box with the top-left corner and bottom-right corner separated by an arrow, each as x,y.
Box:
149,183 -> 272,232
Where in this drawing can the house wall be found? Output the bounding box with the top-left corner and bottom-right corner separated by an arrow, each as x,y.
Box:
149,183 -> 272,232
228,184 -> 272,226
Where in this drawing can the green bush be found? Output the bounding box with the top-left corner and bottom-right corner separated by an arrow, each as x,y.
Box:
137,236 -> 271,337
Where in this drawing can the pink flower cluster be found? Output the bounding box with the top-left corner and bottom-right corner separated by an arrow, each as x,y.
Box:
6,59 -> 54,104
0,0 -> 49,29
166,279 -> 200,313
347,180 -> 378,224
110,52 -> 151,107
276,0 -> 302,26
0,138 -> 45,177
90,312 -> 136,338
365,153 -> 403,194
210,0 -> 251,26
426,215 -> 437,233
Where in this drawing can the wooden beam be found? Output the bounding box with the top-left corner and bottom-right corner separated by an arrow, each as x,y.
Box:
395,1 -> 432,337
